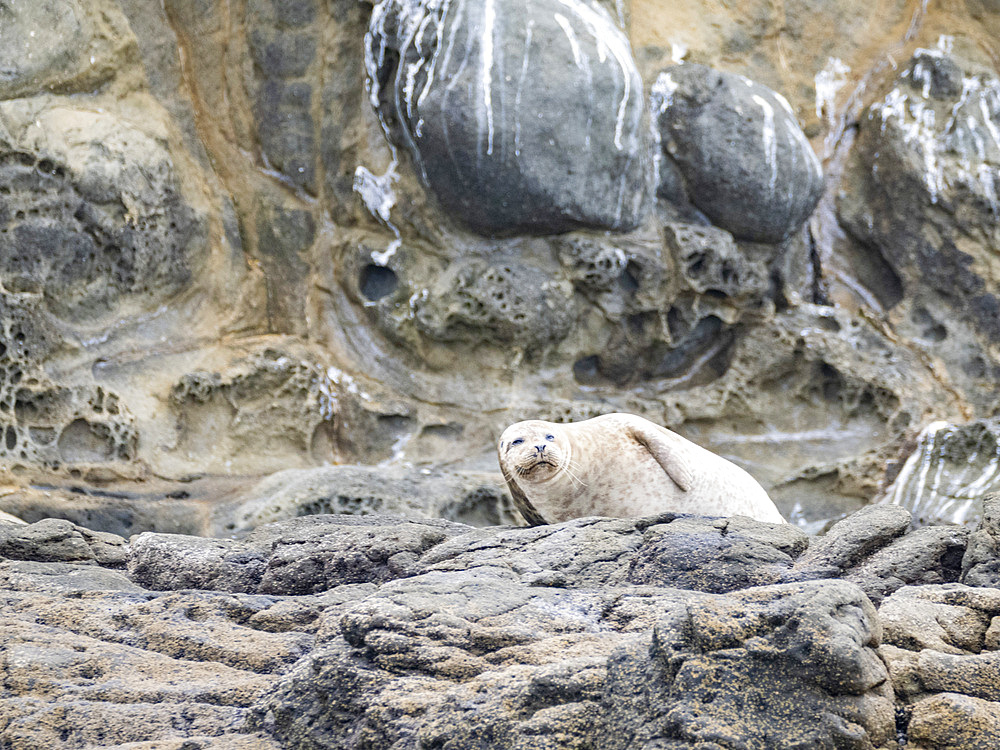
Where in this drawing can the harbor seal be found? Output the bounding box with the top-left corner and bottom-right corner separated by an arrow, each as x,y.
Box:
497,413 -> 785,525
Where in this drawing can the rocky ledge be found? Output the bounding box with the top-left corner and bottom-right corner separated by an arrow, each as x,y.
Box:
3,499 -> 1000,749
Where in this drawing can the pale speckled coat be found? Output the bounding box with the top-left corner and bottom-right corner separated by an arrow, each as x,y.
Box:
498,413 -> 785,525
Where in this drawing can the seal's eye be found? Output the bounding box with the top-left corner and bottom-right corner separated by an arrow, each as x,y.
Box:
511,438 -> 524,446
545,434 -> 555,441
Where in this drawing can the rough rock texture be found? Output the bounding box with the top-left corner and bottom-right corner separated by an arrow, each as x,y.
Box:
365,0 -> 647,235
3,0 -> 998,535
879,421 -> 1000,528
961,493 -> 1000,588
213,464 -> 518,535
2,0 -> 1000,606
652,63 -> 824,243
7,505 -> 1000,748
838,43 -> 1000,414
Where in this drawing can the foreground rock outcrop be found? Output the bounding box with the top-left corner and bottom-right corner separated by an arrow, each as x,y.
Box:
5,496 -> 1000,748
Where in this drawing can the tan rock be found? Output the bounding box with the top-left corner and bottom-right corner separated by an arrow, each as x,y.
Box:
908,692 -> 1000,750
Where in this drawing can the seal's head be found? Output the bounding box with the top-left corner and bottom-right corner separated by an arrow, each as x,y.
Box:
498,420 -> 570,483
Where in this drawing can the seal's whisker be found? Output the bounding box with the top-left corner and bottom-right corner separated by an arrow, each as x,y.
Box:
561,461 -> 588,487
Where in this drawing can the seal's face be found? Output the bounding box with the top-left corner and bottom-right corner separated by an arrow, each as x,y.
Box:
498,421 -> 569,483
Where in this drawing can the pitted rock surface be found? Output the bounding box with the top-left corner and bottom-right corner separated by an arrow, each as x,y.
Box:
5,505 -> 1000,748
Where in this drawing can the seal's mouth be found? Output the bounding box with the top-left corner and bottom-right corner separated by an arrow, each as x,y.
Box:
517,458 -> 557,476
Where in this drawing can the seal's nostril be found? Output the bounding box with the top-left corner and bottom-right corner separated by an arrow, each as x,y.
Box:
535,444 -> 546,453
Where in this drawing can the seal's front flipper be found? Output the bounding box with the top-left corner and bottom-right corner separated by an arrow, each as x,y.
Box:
498,460 -> 550,526
629,424 -> 693,493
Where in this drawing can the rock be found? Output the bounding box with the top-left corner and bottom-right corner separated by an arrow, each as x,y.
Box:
879,584 -> 1000,655
128,514 -> 469,595
963,494 -> 1000,587
0,96 -> 208,324
837,46 -> 1000,410
885,646 -> 1000,702
879,420 -> 1000,527
7,507 -> 996,748
258,514 -> 468,595
411,255 -> 577,351
0,0 -> 136,101
788,504 -> 913,580
128,533 -> 269,593
167,345 -> 338,476
626,515 -> 808,593
257,573 -> 895,749
845,525 -> 968,605
651,63 -> 823,243
906,692 -> 1000,750
0,518 -> 127,567
0,560 -> 145,593
365,0 -> 646,235
213,464 -> 517,536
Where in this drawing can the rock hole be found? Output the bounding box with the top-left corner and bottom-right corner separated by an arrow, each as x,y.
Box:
359,264 -> 398,301
572,355 -> 604,385
619,261 -> 640,294
57,419 -> 115,463
4,426 -> 16,450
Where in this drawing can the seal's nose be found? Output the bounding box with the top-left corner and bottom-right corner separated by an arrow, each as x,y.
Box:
534,444 -> 546,455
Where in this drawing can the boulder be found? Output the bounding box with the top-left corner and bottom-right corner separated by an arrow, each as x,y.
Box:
651,63 -> 823,243
906,692 -> 1000,750
879,420 -> 1000,527
365,0 -> 647,235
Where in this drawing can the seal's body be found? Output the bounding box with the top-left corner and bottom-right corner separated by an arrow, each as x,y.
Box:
497,413 -> 784,525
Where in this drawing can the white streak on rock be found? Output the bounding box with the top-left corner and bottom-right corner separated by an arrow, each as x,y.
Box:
513,19 -> 533,157
753,93 -> 778,193
353,161 -> 402,263
554,0 -> 635,150
814,57 -> 850,120
481,0 -> 497,157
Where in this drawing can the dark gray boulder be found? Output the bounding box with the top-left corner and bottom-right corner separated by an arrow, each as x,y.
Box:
365,0 -> 647,235
652,63 -> 824,243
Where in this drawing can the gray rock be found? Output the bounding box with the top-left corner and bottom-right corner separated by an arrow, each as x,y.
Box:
128,532 -> 270,593
256,573 -> 895,749
963,494 -> 1000,587
0,560 -> 145,593
258,514 -> 468,595
846,525 -> 969,605
411,255 -> 576,350
0,518 -> 127,567
129,514 -> 469,595
365,0 -> 646,235
788,504 -> 913,580
0,0 -> 134,100
0,97 -> 207,324
837,48 -> 1000,409
652,63 -> 823,243
626,515 -> 808,592
212,463 -> 518,536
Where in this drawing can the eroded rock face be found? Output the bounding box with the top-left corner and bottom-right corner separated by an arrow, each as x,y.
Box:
879,420 -> 1000,527
838,45 -> 1000,411
0,0 -> 137,101
652,63 -> 824,243
365,0 -> 647,234
0,97 -> 207,323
